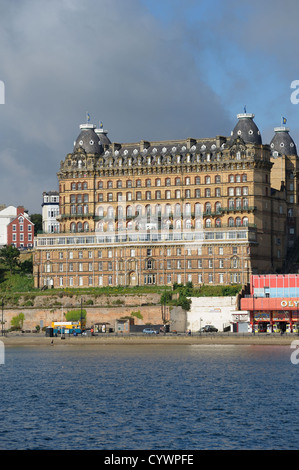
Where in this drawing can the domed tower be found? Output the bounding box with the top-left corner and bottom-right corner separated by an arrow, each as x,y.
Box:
269,126 -> 297,157
230,112 -> 262,145
269,124 -> 299,220
73,123 -> 104,155
58,120 -> 106,234
95,121 -> 111,146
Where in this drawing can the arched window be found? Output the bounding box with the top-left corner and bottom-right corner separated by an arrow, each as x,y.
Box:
215,202 -> 221,213
228,217 -> 234,227
195,218 -> 202,229
205,202 -> 211,214
195,202 -> 202,216
155,204 -> 162,216
242,217 -> 249,226
185,219 -> 192,229
175,203 -> 181,216
165,204 -> 172,216
236,217 -> 241,226
117,206 -> 124,218
84,222 -> 89,232
184,203 -> 191,216
107,207 -> 114,219
70,222 -> 76,233
136,205 -> 142,216
175,219 -> 181,229
77,222 -> 83,233
215,218 -> 221,227
236,198 -> 242,209
205,218 -> 212,228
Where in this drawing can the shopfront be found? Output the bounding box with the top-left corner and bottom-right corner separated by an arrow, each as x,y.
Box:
240,275 -> 299,333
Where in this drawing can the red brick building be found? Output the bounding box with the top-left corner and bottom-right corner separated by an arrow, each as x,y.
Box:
7,206 -> 34,249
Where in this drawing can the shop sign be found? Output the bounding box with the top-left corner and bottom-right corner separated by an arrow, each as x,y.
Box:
273,312 -> 290,321
232,313 -> 249,321
281,300 -> 299,308
254,312 -> 270,321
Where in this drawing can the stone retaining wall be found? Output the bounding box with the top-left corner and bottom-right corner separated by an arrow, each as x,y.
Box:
3,304 -> 163,331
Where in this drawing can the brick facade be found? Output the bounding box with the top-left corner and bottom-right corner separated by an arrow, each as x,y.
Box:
33,115 -> 299,289
7,206 -> 34,249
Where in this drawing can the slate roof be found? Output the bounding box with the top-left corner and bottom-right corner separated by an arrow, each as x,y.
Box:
270,127 -> 297,157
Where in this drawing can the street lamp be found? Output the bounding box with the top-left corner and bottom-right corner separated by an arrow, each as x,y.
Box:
1,299 -> 3,336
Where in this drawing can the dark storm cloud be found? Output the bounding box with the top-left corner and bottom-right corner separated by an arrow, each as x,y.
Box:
3,0 -> 299,214
0,0 -> 233,213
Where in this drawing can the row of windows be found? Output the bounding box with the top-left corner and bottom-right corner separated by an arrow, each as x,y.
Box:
97,174 -> 248,189
12,224 -> 32,231
70,182 -> 88,190
46,256 -> 243,273
99,188 -> 249,202
97,199 -> 249,217
45,245 -> 242,260
70,194 -> 89,203
12,233 -> 32,241
52,272 -> 242,287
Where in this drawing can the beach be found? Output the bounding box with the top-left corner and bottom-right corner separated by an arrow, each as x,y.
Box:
0,333 -> 297,347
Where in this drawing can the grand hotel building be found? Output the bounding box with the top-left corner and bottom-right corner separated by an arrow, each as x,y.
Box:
33,113 -> 299,289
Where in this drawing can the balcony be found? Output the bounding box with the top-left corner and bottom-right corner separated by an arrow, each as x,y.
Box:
221,206 -> 256,213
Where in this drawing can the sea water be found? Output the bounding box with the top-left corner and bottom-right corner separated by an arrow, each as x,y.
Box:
0,343 -> 298,450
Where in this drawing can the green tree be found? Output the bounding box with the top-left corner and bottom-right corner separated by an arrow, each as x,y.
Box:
11,313 -> 25,331
0,245 -> 20,274
19,256 -> 33,275
65,308 -> 87,327
30,213 -> 42,235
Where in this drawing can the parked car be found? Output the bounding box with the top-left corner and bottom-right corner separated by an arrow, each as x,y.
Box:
200,325 -> 218,333
143,328 -> 159,334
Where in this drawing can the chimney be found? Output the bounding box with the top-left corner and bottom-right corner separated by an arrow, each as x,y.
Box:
17,206 -> 24,216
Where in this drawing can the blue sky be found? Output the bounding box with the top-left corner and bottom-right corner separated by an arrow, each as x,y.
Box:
0,0 -> 298,213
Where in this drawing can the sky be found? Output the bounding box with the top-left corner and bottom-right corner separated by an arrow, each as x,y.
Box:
0,0 -> 299,214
